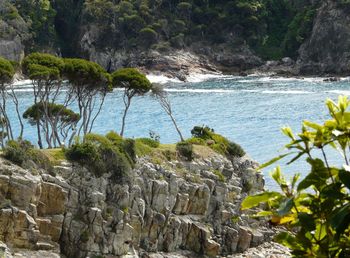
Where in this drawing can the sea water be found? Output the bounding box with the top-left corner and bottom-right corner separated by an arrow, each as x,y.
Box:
7,75 -> 350,189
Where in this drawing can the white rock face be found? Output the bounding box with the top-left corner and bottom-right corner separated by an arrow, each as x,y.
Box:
0,148 -> 282,257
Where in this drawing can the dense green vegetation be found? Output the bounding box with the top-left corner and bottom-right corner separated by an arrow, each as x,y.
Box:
0,0 -> 322,60
242,96 -> 350,256
188,125 -> 246,157
65,132 -> 135,182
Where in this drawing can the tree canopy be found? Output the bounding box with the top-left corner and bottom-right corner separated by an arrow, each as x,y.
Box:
112,68 -> 152,94
0,57 -> 15,86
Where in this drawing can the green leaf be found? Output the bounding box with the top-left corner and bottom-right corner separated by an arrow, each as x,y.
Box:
274,232 -> 300,249
277,198 -> 294,216
339,169 -> 350,190
281,126 -> 295,140
241,191 -> 282,210
303,120 -> 322,130
298,213 -> 315,231
287,151 -> 306,165
315,223 -> 327,241
258,153 -> 290,170
331,203 -> 350,238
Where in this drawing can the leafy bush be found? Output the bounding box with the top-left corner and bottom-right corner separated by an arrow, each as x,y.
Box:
65,133 -> 134,182
3,139 -> 33,166
186,137 -> 206,145
189,126 -> 246,157
242,96 -> 350,257
3,139 -> 53,172
191,126 -> 214,140
137,138 -> 160,148
227,141 -> 246,157
176,142 -> 193,161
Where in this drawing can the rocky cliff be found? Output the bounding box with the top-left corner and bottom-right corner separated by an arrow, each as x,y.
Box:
297,0 -> 350,75
0,145 -> 280,258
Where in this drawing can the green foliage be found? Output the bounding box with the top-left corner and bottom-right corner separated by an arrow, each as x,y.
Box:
112,68 -> 152,94
176,141 -> 193,161
22,53 -> 64,80
3,139 -> 53,171
227,141 -> 246,157
14,0 -> 57,48
282,7 -> 316,58
137,138 -> 160,148
63,58 -> 111,90
65,133 -> 135,182
186,137 -> 206,145
0,57 -> 15,85
23,102 -> 80,125
241,96 -> 350,257
139,27 -> 158,46
2,0 -> 320,59
191,126 -> 214,140
190,125 -> 246,157
213,169 -> 225,182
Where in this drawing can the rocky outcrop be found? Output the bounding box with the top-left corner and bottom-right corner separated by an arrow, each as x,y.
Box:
0,37 -> 25,62
79,27 -> 262,81
297,0 -> 350,75
0,147 -> 278,257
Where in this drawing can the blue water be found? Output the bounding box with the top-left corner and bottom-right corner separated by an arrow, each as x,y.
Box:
7,76 -> 350,189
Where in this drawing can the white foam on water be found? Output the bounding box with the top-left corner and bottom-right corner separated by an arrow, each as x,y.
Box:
13,79 -> 32,87
165,88 -> 235,93
146,74 -> 182,84
261,90 -> 313,94
186,73 -> 229,83
326,90 -> 350,95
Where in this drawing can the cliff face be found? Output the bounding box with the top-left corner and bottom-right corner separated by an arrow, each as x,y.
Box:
0,37 -> 24,62
297,1 -> 350,75
0,146 -> 275,257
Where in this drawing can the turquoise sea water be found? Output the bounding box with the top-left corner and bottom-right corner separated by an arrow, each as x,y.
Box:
8,75 -> 350,188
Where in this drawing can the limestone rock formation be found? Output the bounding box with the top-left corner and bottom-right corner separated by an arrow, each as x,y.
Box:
298,0 -> 350,75
0,146 -> 278,257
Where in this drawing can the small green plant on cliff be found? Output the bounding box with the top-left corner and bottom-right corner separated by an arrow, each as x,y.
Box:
65,133 -> 134,182
137,138 -> 160,148
188,126 -> 246,157
241,96 -> 350,257
213,169 -> 225,182
176,141 -> 193,161
2,139 -> 53,172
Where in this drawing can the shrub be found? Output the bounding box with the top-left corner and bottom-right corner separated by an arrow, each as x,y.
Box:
227,141 -> 245,157
189,126 -> 246,157
3,140 -> 32,166
213,169 -> 225,182
176,142 -> 193,161
137,138 -> 160,148
186,137 -> 206,145
105,131 -> 123,144
3,139 -> 53,172
120,138 -> 136,164
65,133 -> 134,182
191,126 -> 214,140
241,96 -> 350,257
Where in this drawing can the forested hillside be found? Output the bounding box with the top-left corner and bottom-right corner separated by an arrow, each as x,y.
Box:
1,0 -> 320,60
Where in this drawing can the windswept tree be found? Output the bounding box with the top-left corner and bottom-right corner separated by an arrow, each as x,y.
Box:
0,57 -> 23,143
22,53 -> 65,148
23,102 -> 80,147
63,58 -> 111,138
112,68 -> 152,137
151,84 -> 184,141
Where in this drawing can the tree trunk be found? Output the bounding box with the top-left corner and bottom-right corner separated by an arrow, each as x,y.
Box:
170,114 -> 184,142
120,97 -> 131,137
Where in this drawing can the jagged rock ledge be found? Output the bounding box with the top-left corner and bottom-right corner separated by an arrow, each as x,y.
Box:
0,145 -> 288,257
